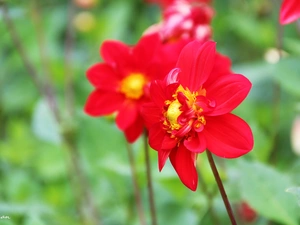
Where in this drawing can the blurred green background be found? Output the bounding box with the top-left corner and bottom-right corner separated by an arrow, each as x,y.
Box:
1,0 -> 300,225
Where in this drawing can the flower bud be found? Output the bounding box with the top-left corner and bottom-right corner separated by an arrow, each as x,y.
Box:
237,201 -> 257,223
291,115 -> 300,156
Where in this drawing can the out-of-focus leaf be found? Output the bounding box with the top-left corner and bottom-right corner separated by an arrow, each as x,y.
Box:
31,99 -> 61,144
273,58 -> 300,97
284,38 -> 300,55
227,12 -> 275,49
233,61 -> 274,84
286,187 -> 300,206
238,160 -> 299,225
234,57 -> 300,99
248,122 -> 273,162
23,214 -> 45,225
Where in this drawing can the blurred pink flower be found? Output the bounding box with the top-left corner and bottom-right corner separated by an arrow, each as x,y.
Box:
145,1 -> 214,43
146,0 -> 211,9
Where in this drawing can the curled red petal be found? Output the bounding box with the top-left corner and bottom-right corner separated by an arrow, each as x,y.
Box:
184,133 -> 206,153
203,114 -> 253,158
169,144 -> 198,191
164,68 -> 180,85
161,135 -> 177,150
177,41 -> 216,91
84,90 -> 124,116
280,0 -> 300,25
86,63 -> 119,90
205,74 -> 252,116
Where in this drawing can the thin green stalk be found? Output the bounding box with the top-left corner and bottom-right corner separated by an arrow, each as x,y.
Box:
206,151 -> 237,225
270,2 -> 284,163
197,166 -> 220,225
143,132 -> 158,225
125,141 -> 147,225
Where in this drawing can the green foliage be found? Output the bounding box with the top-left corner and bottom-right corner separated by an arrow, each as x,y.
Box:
238,160 -> 299,225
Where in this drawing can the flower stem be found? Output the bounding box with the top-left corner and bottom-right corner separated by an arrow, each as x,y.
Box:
125,141 -> 147,225
144,132 -> 158,225
206,150 -> 237,225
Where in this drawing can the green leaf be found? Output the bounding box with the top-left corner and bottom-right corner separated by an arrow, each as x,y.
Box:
272,58 -> 300,97
248,122 -> 273,162
238,160 -> 299,225
31,99 -> 61,144
286,187 -> 300,206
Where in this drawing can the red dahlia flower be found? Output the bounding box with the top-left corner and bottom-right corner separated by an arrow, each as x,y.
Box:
142,41 -> 253,191
84,34 -> 186,142
280,0 -> 300,24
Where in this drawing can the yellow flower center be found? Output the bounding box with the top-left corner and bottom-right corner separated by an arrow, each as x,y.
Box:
120,73 -> 147,99
164,85 -> 207,136
166,100 -> 182,130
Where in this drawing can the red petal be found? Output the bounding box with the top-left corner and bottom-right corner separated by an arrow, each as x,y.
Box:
101,40 -> 131,65
205,74 -> 252,116
203,114 -> 253,158
84,90 -> 124,116
204,53 -> 232,87
124,115 -> 144,143
184,133 -> 206,153
150,80 -> 167,107
116,101 -> 138,130
148,123 -> 165,150
132,33 -> 160,71
169,144 -> 198,191
161,135 -> 177,150
177,41 -> 216,92
280,0 -> 300,25
158,149 -> 172,171
86,63 -> 120,90
141,103 -> 162,128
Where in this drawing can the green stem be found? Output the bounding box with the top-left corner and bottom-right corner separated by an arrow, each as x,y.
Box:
197,167 -> 220,225
270,5 -> 283,163
64,0 -> 76,118
126,142 -> 147,225
2,3 -> 101,225
144,132 -> 158,225
206,151 -> 237,225
2,2 -> 60,123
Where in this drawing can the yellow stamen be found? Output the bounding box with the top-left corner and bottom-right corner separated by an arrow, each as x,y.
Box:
164,85 -> 207,134
120,73 -> 147,99
166,100 -> 182,130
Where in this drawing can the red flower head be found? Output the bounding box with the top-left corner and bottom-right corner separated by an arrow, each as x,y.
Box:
145,1 -> 214,43
142,41 -> 253,191
84,34 -> 186,143
280,0 -> 300,24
